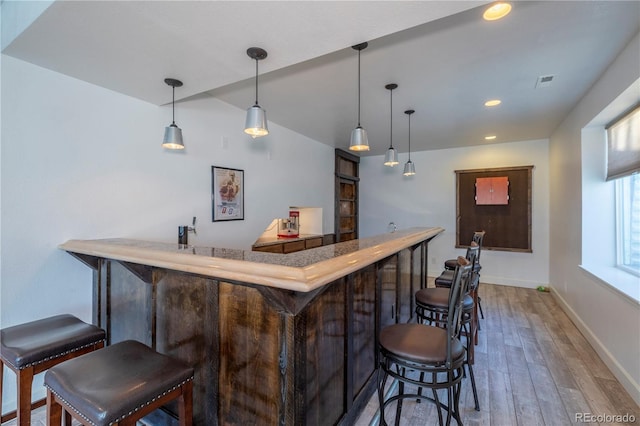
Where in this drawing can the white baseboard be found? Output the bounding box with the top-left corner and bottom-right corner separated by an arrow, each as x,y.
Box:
551,288 -> 640,406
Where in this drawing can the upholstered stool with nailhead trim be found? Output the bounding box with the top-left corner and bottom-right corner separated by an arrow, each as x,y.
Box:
0,314 -> 106,426
44,339 -> 194,426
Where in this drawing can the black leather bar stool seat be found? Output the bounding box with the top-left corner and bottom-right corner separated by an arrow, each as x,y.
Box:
415,286 -> 480,411
45,340 -> 194,426
0,314 -> 105,425
434,269 -> 455,288
380,323 -> 465,366
416,287 -> 474,314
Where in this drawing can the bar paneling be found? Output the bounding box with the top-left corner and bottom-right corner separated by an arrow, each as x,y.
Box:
60,227 -> 443,425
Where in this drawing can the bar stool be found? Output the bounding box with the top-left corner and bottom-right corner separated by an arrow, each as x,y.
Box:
378,258 -> 471,426
45,340 -> 194,426
435,242 -> 480,343
0,314 -> 106,425
416,260 -> 481,411
444,231 -> 485,319
444,231 -> 485,272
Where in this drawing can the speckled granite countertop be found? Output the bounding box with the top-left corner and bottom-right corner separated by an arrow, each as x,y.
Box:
60,227 -> 443,292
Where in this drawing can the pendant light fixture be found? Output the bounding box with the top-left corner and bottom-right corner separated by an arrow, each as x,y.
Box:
244,47 -> 269,138
403,109 -> 416,176
384,83 -> 399,166
349,42 -> 369,151
162,78 -> 184,150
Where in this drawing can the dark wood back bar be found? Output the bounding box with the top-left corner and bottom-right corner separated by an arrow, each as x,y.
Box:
60,227 -> 443,425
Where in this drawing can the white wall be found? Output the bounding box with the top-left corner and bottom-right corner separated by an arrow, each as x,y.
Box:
0,55 -> 334,411
581,127 -> 615,268
360,139 -> 550,289
549,32 -> 640,404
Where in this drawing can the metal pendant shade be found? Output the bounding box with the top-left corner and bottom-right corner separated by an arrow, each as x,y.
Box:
162,78 -> 184,150
403,160 -> 416,176
245,105 -> 268,138
350,127 -> 369,151
349,43 -> 370,151
384,83 -> 399,166
403,109 -> 416,176
163,124 -> 184,149
384,147 -> 398,166
244,47 -> 269,138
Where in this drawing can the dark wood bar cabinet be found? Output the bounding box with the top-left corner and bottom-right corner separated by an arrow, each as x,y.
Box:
59,227 -> 443,425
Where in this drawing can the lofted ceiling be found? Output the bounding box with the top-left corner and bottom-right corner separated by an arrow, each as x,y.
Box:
3,1 -> 639,156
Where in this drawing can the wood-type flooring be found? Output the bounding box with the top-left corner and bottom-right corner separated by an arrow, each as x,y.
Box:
354,283 -> 639,426
2,284 -> 638,425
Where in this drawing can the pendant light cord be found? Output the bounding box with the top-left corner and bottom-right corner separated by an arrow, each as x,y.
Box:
408,113 -> 412,161
254,58 -> 259,106
389,89 -> 393,148
172,85 -> 176,125
357,49 -> 361,127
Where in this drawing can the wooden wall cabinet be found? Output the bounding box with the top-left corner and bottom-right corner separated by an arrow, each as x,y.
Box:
252,235 -> 324,254
335,149 -> 359,242
475,176 -> 509,205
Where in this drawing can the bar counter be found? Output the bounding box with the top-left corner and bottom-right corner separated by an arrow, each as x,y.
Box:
60,227 -> 443,425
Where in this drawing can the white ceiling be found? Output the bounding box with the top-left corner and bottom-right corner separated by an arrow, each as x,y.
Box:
3,1 -> 639,156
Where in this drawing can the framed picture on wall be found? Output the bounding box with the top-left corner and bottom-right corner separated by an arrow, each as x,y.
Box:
212,166 -> 244,221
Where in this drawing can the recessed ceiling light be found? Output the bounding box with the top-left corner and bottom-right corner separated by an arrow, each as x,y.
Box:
483,2 -> 512,21
485,135 -> 497,140
484,99 -> 502,107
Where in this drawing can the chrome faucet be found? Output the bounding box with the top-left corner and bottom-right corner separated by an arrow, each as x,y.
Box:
179,217 -> 197,245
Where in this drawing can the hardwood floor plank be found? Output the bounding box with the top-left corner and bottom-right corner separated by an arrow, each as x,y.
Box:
537,339 -> 579,390
504,345 -> 545,425
488,369 -> 517,425
487,330 -> 510,374
594,377 -> 640,419
498,292 -> 522,348
556,386 -> 597,425
560,352 -> 621,420
505,287 -> 531,330
528,363 -> 573,425
460,351 -> 491,424
519,334 -> 546,366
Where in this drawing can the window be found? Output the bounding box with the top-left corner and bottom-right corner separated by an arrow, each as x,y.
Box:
616,173 -> 640,276
580,100 -> 639,302
609,105 -> 640,277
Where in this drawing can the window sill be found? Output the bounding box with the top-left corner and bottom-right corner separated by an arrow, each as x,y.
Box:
580,264 -> 640,304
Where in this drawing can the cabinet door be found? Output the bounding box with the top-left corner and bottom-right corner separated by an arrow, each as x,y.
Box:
283,240 -> 305,253
252,243 -> 283,253
335,149 -> 359,242
305,237 -> 323,249
491,176 -> 509,204
337,179 -> 357,242
379,257 -> 398,328
475,177 -> 494,205
397,249 -> 413,324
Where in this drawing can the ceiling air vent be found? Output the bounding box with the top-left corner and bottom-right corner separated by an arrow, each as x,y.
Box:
535,74 -> 555,88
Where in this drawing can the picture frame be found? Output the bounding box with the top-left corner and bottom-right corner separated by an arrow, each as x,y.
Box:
212,166 -> 244,221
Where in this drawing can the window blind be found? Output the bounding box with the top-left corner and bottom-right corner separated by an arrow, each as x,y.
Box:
607,105 -> 640,181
